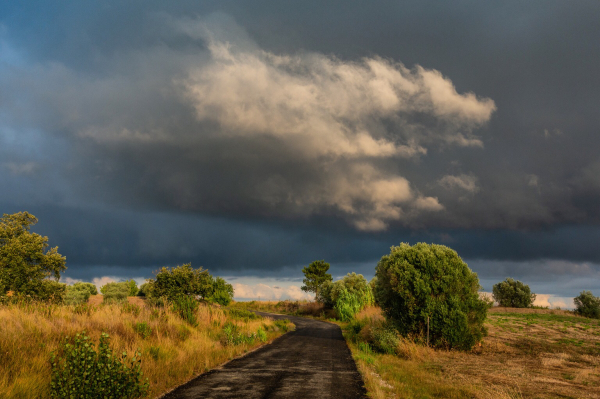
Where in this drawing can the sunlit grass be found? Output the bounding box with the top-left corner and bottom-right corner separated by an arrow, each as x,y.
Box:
0,297 -> 289,398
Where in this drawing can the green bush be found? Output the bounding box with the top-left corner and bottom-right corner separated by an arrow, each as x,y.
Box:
208,277 -> 234,306
134,322 -> 152,339
574,291 -> 600,319
228,308 -> 261,321
101,283 -> 129,303
320,272 -> 374,320
492,278 -> 536,308
334,289 -> 362,322
375,242 -> 488,351
137,282 -> 152,297
150,264 -> 213,301
72,282 -> 98,296
49,332 -> 148,399
370,323 -> 399,355
65,285 -> 91,305
171,295 -> 199,327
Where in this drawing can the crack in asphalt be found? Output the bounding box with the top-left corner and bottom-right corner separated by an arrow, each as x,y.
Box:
161,312 -> 368,398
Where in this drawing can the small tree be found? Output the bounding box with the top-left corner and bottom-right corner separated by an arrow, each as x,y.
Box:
150,263 -> 213,301
375,242 -> 488,350
574,291 -> 600,319
0,212 -> 66,300
492,278 -> 536,308
301,260 -> 332,300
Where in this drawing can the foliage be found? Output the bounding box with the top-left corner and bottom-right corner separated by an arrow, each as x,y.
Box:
49,331 -> 148,399
492,278 -> 536,308
335,289 -> 363,321
126,280 -> 139,296
207,276 -> 234,306
101,282 -> 129,303
574,291 -> 600,319
65,285 -> 91,305
171,295 -> 199,326
150,263 -> 213,300
72,282 -> 98,296
321,272 -> 374,309
301,260 -> 333,300
137,282 -> 152,297
370,323 -> 400,355
0,212 -> 67,299
375,242 -> 488,350
134,322 -> 152,339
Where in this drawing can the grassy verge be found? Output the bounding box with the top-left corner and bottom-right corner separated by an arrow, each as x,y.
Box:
346,306 -> 600,398
0,296 -> 293,398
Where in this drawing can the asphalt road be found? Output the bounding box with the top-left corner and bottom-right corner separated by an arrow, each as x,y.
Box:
161,312 -> 367,399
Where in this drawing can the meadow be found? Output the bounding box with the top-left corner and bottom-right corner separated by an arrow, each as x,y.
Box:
0,296 -> 293,398
233,301 -> 600,398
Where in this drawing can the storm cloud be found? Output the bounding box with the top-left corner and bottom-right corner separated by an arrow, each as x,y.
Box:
1,1 -> 600,300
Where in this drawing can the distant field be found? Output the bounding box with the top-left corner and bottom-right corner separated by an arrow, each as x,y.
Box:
350,307 -> 600,398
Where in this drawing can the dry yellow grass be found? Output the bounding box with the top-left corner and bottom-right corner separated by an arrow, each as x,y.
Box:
0,298 -> 289,398
347,307 -> 600,398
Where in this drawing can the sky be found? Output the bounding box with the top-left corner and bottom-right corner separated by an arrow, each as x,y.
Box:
1,1 -> 599,306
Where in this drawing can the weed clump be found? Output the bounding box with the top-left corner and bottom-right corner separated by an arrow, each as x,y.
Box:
49,331 -> 148,399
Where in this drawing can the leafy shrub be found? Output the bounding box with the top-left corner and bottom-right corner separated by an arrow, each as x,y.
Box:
335,289 -> 363,322
71,282 -> 98,296
65,284 -> 92,305
375,242 -> 488,351
257,327 -> 267,342
574,291 -> 600,319
101,283 -> 129,303
137,282 -> 152,297
492,278 -> 536,308
150,264 -> 213,300
35,280 -> 67,303
208,277 -> 234,306
134,322 -> 152,339
370,323 -> 399,354
171,295 -> 199,327
49,332 -> 148,399
273,319 -> 294,332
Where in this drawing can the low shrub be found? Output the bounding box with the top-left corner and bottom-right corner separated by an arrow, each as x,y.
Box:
273,319 -> 294,332
171,295 -> 199,327
64,285 -> 91,305
370,323 -> 399,355
49,331 -> 148,399
121,302 -> 141,317
228,308 -> 261,321
101,283 -> 129,303
71,282 -> 98,296
134,322 -> 152,339
574,291 -> 600,319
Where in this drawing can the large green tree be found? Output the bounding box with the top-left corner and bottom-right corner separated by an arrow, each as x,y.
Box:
301,260 -> 332,300
0,212 -> 66,300
492,278 -> 536,308
375,242 -> 489,350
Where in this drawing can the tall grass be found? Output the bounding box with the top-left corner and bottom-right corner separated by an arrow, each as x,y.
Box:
0,297 -> 289,398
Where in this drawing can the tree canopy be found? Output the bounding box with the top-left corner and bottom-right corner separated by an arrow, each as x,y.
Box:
301,260 -> 332,299
492,278 -> 536,308
0,212 -> 66,300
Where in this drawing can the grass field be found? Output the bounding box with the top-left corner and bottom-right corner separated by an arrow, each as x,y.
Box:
0,296 -> 293,398
349,307 -> 600,399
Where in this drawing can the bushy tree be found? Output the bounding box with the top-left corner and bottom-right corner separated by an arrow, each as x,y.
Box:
301,260 -> 332,300
126,280 -> 138,296
65,284 -> 94,305
492,278 -> 536,308
0,212 -> 66,300
150,264 -> 213,301
574,291 -> 600,319
208,277 -> 234,306
320,272 -> 373,307
375,242 -> 488,350
101,282 -> 130,303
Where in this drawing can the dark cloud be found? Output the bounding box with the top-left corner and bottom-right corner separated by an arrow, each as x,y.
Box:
1,1 -> 600,298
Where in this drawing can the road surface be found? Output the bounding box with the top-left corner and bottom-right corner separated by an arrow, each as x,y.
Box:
162,312 -> 367,399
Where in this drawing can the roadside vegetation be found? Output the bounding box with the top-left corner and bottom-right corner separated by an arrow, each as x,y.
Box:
0,212 -> 293,398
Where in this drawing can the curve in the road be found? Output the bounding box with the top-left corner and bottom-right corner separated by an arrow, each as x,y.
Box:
161,312 -> 367,399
